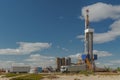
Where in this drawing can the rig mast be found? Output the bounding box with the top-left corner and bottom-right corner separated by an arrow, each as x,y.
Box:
84,9 -> 95,70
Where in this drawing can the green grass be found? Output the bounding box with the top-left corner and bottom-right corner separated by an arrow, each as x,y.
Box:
4,73 -> 25,77
10,74 -> 43,80
79,70 -> 94,76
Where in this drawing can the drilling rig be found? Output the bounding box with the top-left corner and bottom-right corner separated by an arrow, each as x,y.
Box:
82,9 -> 97,71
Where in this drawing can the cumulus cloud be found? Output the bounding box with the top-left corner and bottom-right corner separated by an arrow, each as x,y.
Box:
25,54 -> 55,68
81,2 -> 120,22
12,62 -> 29,67
68,50 -> 112,63
77,20 -> 120,43
0,60 -> 29,68
56,46 -> 69,52
0,54 -> 56,68
0,42 -> 51,55
68,50 -> 112,60
68,53 -> 82,63
94,20 -> 120,43
0,60 -> 30,68
68,53 -> 82,59
110,60 -> 120,64
62,48 -> 69,52
96,62 -> 114,68
0,50 -> 113,68
77,2 -> 120,44
93,50 -> 112,57
0,61 -> 14,68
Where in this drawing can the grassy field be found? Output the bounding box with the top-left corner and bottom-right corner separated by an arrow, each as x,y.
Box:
4,73 -> 25,77
2,73 -> 44,80
10,74 -> 43,80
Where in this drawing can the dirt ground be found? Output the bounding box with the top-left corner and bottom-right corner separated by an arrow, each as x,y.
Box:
42,74 -> 120,80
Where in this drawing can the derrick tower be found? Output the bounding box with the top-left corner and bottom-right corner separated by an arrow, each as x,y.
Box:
82,9 -> 97,71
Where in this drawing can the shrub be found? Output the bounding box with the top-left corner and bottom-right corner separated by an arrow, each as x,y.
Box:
116,67 -> 120,71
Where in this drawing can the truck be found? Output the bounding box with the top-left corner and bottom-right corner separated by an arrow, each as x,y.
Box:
60,64 -> 86,73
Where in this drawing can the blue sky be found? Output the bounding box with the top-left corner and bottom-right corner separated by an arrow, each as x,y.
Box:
0,0 -> 120,68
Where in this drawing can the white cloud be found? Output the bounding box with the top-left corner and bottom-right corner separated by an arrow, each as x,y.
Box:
0,61 -> 14,68
0,53 -> 55,68
12,62 -> 29,67
0,50 -> 113,68
0,61 -> 29,68
93,50 -> 112,57
95,62 -> 100,65
77,2 -> 120,44
96,62 -> 114,68
110,60 -> 120,64
69,53 -> 82,59
77,20 -> 120,43
0,42 -> 51,55
62,48 -> 69,52
81,2 -> 120,22
104,63 -> 114,66
68,50 -> 112,64
56,46 -> 69,52
69,50 -> 112,59
25,54 -> 55,68
76,35 -> 84,39
94,20 -> 120,43
68,53 -> 82,63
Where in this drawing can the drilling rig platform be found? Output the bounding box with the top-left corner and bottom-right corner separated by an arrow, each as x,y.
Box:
81,9 -> 97,71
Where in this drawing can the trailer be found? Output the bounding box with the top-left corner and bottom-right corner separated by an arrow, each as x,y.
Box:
10,66 -> 30,73
60,64 -> 86,73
